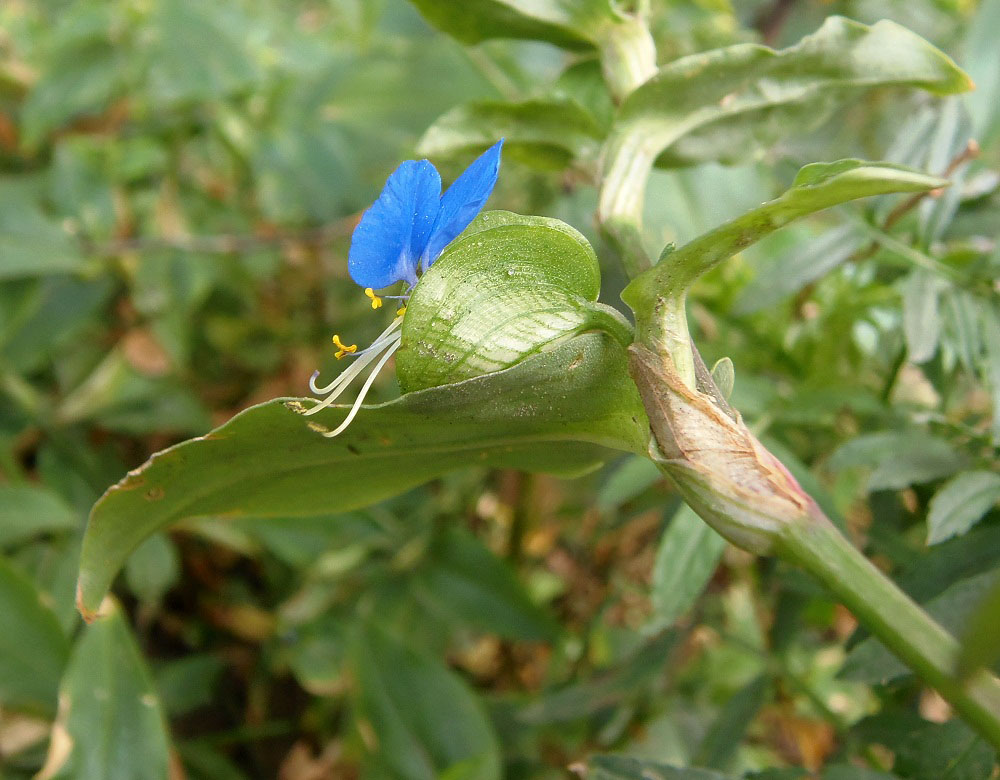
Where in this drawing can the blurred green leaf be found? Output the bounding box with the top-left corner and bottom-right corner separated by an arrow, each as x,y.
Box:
19,5 -> 131,147
902,270 -> 947,364
828,430 -> 966,491
585,755 -> 733,779
927,471 -> 1000,545
648,504 -> 726,630
957,576 -> 1000,680
352,624 -> 501,780
154,654 -> 225,717
695,675 -> 770,771
78,333 -> 647,616
124,532 -> 179,605
413,526 -> 560,641
0,555 -> 69,716
405,0 -> 614,50
517,631 -> 678,724
0,178 -> 86,279
43,601 -> 172,780
625,160 -> 949,308
597,455 -> 663,512
0,485 -> 79,549
610,16 -> 971,170
144,0 -> 259,106
418,98 -> 603,169
891,718 -> 996,780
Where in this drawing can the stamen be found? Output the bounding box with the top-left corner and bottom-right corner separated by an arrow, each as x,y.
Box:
364,288 -> 383,309
396,305 -> 406,316
320,338 -> 401,438
304,315 -> 403,411
305,344 -> 388,407
332,334 -> 357,359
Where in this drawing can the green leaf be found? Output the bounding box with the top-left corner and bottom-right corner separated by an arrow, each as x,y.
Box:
418,99 -> 604,170
610,16 -> 971,171
398,211 -> 633,391
405,0 -> 616,50
624,160 -> 949,309
0,556 -> 69,716
154,654 -> 225,717
41,601 -> 172,780
927,471 -> 1000,545
413,526 -> 560,641
902,270 -> 947,364
517,631 -> 678,724
957,576 -> 1000,680
352,624 -> 501,780
0,485 -> 79,549
78,333 -> 647,616
0,177 -> 86,279
648,504 -> 726,630
733,226 -> 861,315
695,675 -> 770,771
124,533 -> 180,604
597,455 -> 663,512
585,755 -> 733,780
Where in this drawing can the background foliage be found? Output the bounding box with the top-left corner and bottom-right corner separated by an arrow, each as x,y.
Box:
1,0 -> 999,777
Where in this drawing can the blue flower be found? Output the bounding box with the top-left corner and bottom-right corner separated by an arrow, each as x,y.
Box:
348,139 -> 504,290
303,140 -> 503,437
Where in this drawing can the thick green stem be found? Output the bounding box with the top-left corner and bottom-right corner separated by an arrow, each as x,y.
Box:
596,15 -> 657,103
777,516 -> 1000,749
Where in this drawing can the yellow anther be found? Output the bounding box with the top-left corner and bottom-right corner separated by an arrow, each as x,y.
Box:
364,288 -> 383,309
331,334 -> 357,359
396,305 -> 407,316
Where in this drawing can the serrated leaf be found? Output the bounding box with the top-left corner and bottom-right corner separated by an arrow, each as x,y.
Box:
39,601 -> 171,780
418,99 -> 603,170
0,556 -> 69,716
78,333 -> 647,616
625,160 -> 949,309
927,471 -> 1000,545
609,16 -> 971,171
648,504 -> 726,630
585,755 -> 733,780
352,624 -> 501,780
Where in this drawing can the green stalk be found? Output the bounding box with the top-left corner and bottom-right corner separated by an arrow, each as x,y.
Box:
777,514 -> 1000,749
595,14 -> 657,103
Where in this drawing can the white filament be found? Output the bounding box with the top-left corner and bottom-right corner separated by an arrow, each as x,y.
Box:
307,316 -> 403,396
321,338 -> 401,438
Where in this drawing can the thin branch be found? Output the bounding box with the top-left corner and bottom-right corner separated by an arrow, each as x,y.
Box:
80,217 -> 357,256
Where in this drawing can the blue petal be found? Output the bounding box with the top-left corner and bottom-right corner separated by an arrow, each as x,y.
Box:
348,160 -> 441,289
421,139 -> 503,269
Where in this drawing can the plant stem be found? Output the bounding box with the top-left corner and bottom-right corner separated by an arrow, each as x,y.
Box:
596,15 -> 657,103
777,513 -> 1000,750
